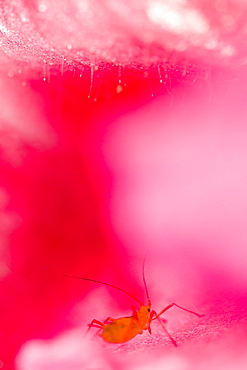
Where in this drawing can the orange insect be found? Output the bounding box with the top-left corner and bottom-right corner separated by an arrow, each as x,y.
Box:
64,264 -> 203,346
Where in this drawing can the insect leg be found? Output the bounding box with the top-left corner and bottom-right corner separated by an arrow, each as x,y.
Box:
131,306 -> 138,316
104,317 -> 115,324
146,310 -> 157,334
151,310 -> 177,347
84,319 -> 104,337
156,316 -> 177,347
152,303 -> 204,321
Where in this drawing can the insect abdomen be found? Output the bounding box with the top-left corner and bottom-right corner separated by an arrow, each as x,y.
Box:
102,317 -> 141,343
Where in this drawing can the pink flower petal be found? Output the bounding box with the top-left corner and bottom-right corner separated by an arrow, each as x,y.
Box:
0,1 -> 247,369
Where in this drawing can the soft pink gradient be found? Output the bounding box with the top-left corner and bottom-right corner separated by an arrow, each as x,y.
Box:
104,71 -> 247,285
0,1 -> 247,369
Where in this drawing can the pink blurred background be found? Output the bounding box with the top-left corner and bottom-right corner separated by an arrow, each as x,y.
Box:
0,0 -> 247,369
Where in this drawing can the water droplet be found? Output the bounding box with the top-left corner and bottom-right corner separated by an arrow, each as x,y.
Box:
43,62 -> 47,81
118,64 -> 122,84
88,65 -> 94,99
20,15 -> 28,23
158,65 -> 163,83
116,85 -> 123,94
61,56 -> 65,76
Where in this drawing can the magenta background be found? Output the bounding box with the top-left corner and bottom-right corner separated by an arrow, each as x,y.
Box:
0,1 -> 247,369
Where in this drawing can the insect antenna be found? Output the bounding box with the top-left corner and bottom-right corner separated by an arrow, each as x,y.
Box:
142,257 -> 151,305
64,275 -> 144,305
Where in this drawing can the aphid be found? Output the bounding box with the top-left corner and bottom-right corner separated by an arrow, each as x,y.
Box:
64,264 -> 204,346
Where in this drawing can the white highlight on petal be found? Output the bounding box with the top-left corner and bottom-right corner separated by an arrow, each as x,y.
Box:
16,329 -> 111,370
221,44 -> 235,56
147,0 -> 209,35
0,22 -> 11,36
38,2 -> 48,13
